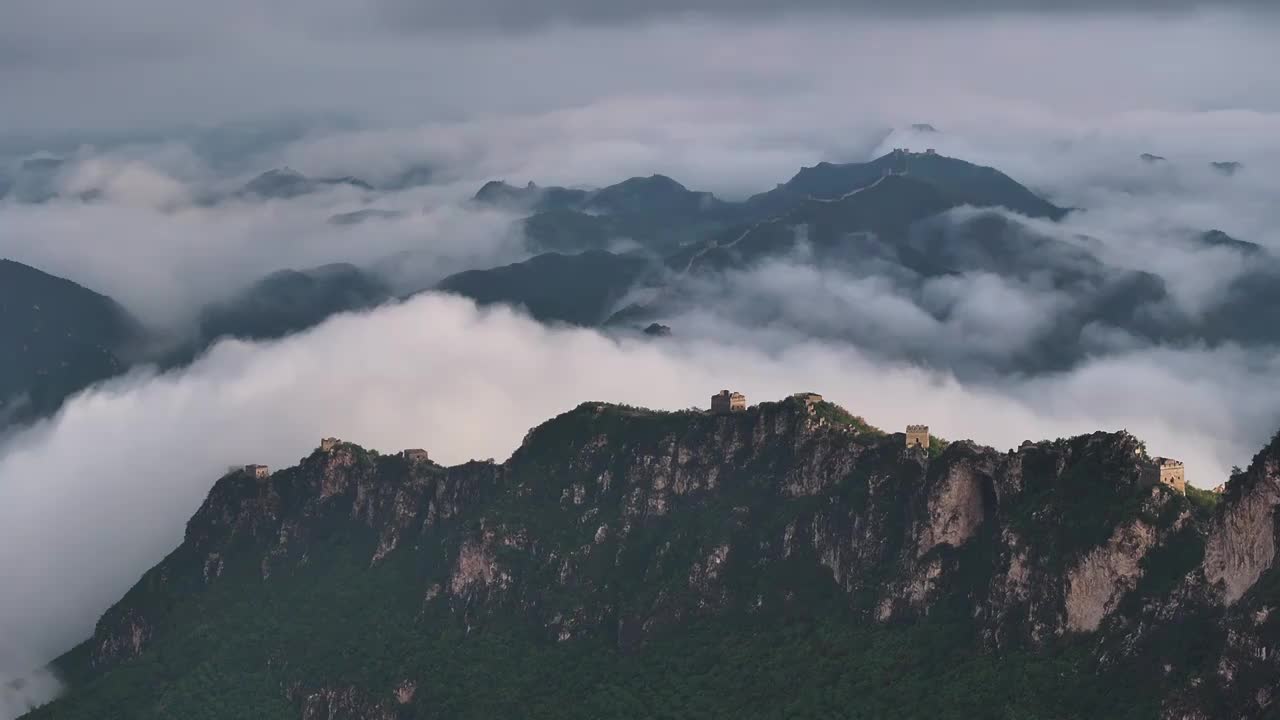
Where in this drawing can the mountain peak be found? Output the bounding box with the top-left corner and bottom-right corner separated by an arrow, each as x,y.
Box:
1199,229 -> 1263,255
777,150 -> 1064,220
240,168 -> 372,199
1211,161 -> 1243,176
624,173 -> 687,190
588,174 -> 701,209
473,179 -> 542,205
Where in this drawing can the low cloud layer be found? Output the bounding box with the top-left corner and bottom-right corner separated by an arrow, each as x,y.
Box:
638,199 -> 1277,381
0,166 -> 527,334
0,292 -> 1275,688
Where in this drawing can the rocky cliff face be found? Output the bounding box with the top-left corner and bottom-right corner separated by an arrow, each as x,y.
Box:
35,397 -> 1280,719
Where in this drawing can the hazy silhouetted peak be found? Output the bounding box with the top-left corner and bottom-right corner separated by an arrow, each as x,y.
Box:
587,174 -> 712,213
240,168 -> 373,199
1211,161 -> 1243,176
911,123 -> 938,132
328,208 -> 404,226
784,150 -> 1065,220
0,259 -> 142,428
1140,153 -> 1168,163
607,174 -> 688,192
322,175 -> 374,191
643,322 -> 672,337
1,155 -> 68,203
196,263 -> 392,346
252,262 -> 378,289
1199,229 -> 1262,255
473,179 -> 542,205
19,156 -> 65,172
437,249 -> 656,326
0,258 -> 115,302
381,164 -> 436,190
241,169 -> 309,198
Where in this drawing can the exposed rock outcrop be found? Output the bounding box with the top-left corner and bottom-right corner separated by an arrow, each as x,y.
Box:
1066,519 -> 1156,632
1204,446 -> 1280,605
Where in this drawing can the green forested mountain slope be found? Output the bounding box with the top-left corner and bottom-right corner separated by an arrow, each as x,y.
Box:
26,396 -> 1280,719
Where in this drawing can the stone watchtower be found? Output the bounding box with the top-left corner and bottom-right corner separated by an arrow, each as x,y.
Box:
244,464 -> 270,479
320,437 -> 340,452
402,448 -> 430,463
1143,458 -> 1187,495
711,390 -> 747,414
905,425 -> 930,449
796,393 -> 823,413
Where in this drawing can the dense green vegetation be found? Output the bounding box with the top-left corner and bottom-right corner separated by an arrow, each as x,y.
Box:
1004,435 -> 1156,569
31,538 -> 1159,720
812,399 -> 884,437
1185,485 -> 1223,513
24,401 -> 1276,719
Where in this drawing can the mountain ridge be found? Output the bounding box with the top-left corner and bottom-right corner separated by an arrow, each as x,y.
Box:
23,394 -> 1280,719
0,259 -> 144,429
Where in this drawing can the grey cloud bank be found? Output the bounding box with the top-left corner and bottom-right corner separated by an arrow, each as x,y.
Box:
2,7 -> 1278,132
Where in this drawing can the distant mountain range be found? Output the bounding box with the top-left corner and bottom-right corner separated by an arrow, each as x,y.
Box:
475,150 -> 1068,257
457,152 -> 1275,375
0,161 -> 437,205
1,149 -> 1272,433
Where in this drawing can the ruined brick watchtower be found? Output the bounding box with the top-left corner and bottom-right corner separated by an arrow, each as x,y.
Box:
905,425 -> 930,449
711,390 -> 747,414
1143,457 -> 1187,495
244,464 -> 269,479
795,392 -> 824,413
320,437 -> 340,452
402,448 -> 430,463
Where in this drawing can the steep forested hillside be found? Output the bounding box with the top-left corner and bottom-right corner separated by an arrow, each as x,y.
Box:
26,396 -> 1280,719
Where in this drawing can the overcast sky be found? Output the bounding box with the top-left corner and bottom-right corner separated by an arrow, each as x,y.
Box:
1,2 -> 1277,133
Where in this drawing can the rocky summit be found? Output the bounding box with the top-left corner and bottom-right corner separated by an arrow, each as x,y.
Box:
27,396 -> 1280,719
